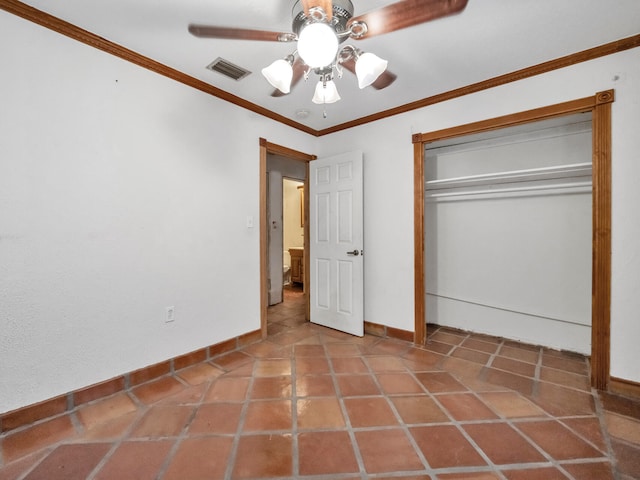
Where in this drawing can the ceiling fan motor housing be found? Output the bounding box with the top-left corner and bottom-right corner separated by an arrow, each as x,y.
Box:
292,0 -> 354,43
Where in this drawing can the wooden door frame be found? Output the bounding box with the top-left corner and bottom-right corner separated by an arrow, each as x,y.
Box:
260,138 -> 316,338
412,90 -> 614,390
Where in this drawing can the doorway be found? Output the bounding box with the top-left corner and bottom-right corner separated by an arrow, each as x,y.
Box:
266,173 -> 304,306
282,177 -> 305,293
266,176 -> 306,334
412,90 -> 614,389
259,138 -> 315,338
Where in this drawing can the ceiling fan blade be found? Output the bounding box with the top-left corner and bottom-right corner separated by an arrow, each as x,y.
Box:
188,24 -> 295,42
272,58 -> 307,97
348,0 -> 468,39
370,69 -> 398,89
341,58 -> 397,90
302,0 -> 334,21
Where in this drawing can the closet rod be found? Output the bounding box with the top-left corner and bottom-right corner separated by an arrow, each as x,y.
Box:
426,181 -> 592,198
425,162 -> 592,187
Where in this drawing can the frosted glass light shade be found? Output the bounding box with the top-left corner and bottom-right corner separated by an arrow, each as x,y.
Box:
297,23 -> 339,68
312,80 -> 341,104
355,52 -> 388,89
261,59 -> 293,94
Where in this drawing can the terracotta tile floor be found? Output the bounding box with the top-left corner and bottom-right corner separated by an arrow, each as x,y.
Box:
2,284 -> 640,479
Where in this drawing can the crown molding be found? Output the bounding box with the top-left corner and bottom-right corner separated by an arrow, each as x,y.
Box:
0,0 -> 318,136
2,0 -> 639,138
318,34 -> 640,136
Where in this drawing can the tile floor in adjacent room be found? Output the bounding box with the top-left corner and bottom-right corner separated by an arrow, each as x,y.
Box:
1,284 -> 640,479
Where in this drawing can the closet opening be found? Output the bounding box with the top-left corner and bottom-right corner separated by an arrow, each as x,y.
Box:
412,90 -> 614,389
424,113 -> 592,354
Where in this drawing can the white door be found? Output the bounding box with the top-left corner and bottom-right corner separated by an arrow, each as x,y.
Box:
310,151 -> 364,336
267,171 -> 283,305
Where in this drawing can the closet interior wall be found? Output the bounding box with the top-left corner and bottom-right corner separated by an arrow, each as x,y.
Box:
424,113 -> 593,354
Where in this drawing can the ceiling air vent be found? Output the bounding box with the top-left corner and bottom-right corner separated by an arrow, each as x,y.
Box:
206,57 -> 251,81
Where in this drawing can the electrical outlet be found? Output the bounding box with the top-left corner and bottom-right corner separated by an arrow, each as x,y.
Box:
165,306 -> 175,323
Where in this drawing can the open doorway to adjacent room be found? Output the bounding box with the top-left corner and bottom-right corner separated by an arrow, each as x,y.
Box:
266,175 -> 306,335
259,139 -> 314,338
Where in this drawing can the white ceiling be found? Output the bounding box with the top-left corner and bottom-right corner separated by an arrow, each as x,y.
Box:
13,0 -> 640,131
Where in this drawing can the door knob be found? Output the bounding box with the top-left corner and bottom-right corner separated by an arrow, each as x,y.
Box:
346,250 -> 360,256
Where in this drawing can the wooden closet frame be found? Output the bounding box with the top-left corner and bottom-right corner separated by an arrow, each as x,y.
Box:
412,90 -> 614,389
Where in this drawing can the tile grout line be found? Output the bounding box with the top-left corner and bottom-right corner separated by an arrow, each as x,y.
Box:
420,328 -> 573,479
13,391 -> 151,480
323,337 -> 368,479
468,382 -> 602,480
85,402 -> 152,480
398,355 -> 506,478
485,337 -> 505,368
426,324 -> 458,357
449,341 -> 608,480
365,356 -> 436,476
505,419 -> 582,480
592,385 -> 623,480
458,335 -> 614,477
290,342 -> 300,478
222,357 -> 258,480
13,447 -> 58,480
142,415 -> 192,479
556,413 -> 616,457
480,344 -> 606,478
1,311 -> 628,480
149,371 -> 216,480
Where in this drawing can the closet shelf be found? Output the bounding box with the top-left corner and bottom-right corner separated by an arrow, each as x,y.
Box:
425,162 -> 592,191
426,181 -> 592,199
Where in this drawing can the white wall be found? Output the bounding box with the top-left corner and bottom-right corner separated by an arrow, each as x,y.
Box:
317,47 -> 640,384
2,10 -> 639,414
426,191 -> 593,353
0,13 -> 314,413
283,179 -> 304,255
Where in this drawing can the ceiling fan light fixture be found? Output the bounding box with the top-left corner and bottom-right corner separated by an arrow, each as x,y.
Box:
190,0 -> 469,112
355,52 -> 388,89
297,22 -> 339,68
261,57 -> 294,94
312,79 -> 341,104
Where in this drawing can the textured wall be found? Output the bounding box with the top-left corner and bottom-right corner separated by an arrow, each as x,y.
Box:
316,48 -> 640,384
0,13 -> 314,413
2,12 -> 639,414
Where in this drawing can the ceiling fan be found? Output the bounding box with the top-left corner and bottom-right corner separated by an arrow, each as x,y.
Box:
189,0 -> 468,105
